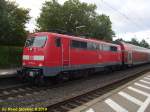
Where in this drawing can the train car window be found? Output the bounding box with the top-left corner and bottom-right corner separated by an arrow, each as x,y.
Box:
103,45 -> 110,51
110,46 -> 117,52
55,37 -> 61,47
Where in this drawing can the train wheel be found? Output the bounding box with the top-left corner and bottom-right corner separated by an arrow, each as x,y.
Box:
55,72 -> 70,83
34,76 -> 45,86
82,70 -> 90,78
16,70 -> 27,82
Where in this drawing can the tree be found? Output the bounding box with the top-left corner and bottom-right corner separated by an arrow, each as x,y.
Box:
0,0 -> 30,46
127,38 -> 140,46
37,0 -> 114,41
89,15 -> 114,41
124,38 -> 150,49
139,39 -> 149,48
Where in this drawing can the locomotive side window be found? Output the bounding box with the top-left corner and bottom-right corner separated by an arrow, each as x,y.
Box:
71,40 -> 87,49
87,42 -> 93,50
55,37 -> 61,47
103,45 -> 110,51
87,42 -> 97,50
80,41 -> 87,49
98,44 -> 102,50
92,43 -> 97,50
71,40 -> 80,48
71,40 -> 101,50
110,46 -> 117,52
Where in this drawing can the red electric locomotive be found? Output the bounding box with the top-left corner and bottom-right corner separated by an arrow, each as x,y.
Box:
19,32 -> 150,84
20,32 -> 122,83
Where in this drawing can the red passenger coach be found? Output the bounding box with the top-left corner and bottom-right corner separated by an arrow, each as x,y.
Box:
21,32 -> 122,81
119,42 -> 150,66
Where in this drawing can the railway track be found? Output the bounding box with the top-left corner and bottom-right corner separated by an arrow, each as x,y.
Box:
47,65 -> 150,112
0,64 -> 150,110
0,75 -> 26,89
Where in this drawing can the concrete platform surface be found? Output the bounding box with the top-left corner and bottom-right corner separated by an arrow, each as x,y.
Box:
70,72 -> 150,112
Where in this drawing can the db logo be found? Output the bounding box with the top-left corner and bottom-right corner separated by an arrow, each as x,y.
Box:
98,55 -> 102,59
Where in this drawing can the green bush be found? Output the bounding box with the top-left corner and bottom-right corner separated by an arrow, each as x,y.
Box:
0,46 -> 23,68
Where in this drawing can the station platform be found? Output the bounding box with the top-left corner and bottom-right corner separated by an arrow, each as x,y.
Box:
0,68 -> 18,78
70,72 -> 150,112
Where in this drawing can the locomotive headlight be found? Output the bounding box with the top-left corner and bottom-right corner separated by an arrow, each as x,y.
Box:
38,63 -> 43,67
23,62 -> 26,66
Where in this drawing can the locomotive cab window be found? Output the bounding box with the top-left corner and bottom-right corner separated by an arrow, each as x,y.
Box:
55,37 -> 61,47
25,36 -> 47,48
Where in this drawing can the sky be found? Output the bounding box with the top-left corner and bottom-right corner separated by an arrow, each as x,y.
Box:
10,0 -> 150,43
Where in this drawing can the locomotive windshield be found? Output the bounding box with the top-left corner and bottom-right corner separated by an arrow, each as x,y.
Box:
25,36 -> 47,47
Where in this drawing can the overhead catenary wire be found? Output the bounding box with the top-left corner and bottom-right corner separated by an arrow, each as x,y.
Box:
99,0 -> 150,44
101,0 -> 148,30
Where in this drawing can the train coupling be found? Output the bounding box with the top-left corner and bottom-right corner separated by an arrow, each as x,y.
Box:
17,68 -> 43,78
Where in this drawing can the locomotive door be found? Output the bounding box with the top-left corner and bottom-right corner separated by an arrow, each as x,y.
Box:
62,38 -> 70,66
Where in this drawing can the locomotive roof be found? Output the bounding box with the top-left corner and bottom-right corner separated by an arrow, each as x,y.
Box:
32,32 -> 119,47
